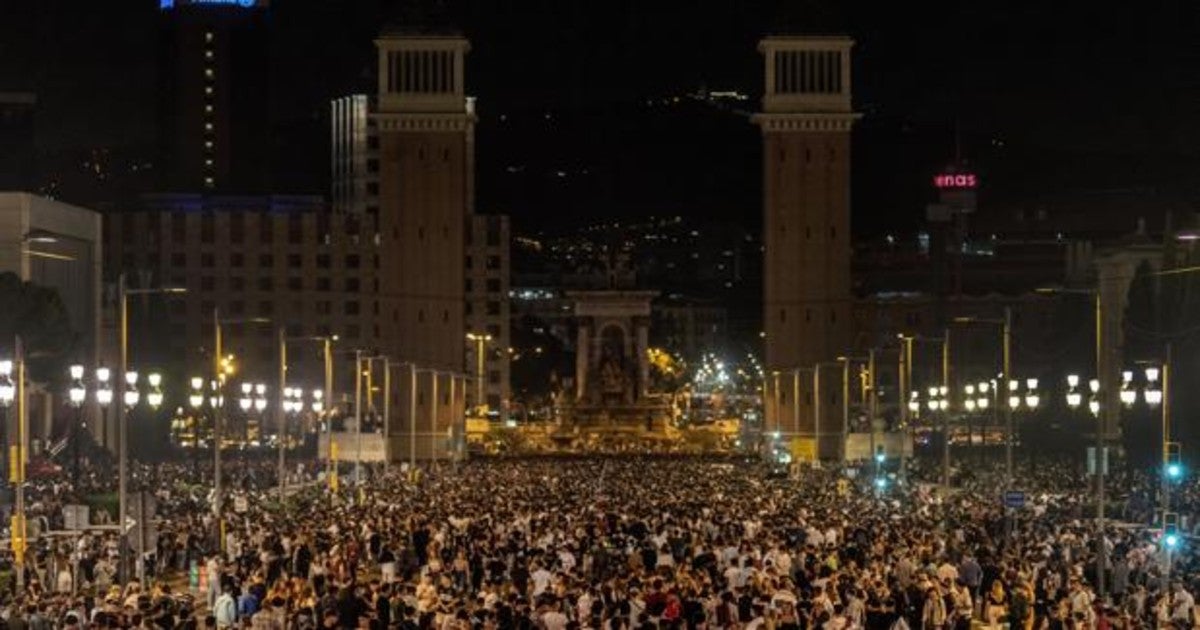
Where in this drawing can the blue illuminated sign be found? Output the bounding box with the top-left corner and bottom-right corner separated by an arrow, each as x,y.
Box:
161,0 -> 257,9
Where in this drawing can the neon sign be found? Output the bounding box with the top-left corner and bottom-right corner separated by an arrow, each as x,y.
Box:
933,172 -> 978,189
160,0 -> 257,9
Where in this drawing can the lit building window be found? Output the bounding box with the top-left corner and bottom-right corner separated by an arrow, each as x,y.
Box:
205,105 -> 213,114
205,32 -> 213,43
204,68 -> 214,79
204,177 -> 214,187
204,122 -> 213,131
204,159 -> 214,167
204,141 -> 214,150
205,86 -> 213,95
205,50 -> 214,60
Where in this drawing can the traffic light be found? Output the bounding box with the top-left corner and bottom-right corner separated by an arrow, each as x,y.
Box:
874,445 -> 886,464
1164,512 -> 1181,549
1167,442 -> 1184,481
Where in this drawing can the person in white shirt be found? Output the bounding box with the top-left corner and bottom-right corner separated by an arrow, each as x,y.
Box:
1171,583 -> 1195,624
531,562 -> 553,597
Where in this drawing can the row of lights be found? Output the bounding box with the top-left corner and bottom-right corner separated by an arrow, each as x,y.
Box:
908,378 -> 1040,413
0,362 -> 165,410
185,378 -> 324,414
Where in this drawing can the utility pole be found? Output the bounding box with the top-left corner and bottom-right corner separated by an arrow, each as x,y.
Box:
942,328 -> 951,493
409,364 -> 417,470
354,349 -> 363,485
1003,307 -> 1013,487
868,349 -> 878,478
383,358 -> 391,471
276,327 -> 287,498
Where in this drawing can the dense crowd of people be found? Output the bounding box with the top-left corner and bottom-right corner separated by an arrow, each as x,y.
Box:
0,454 -> 1194,629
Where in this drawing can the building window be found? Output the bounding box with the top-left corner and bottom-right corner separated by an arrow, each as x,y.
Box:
344,301 -> 360,316
316,254 -> 330,269
231,253 -> 244,268
317,277 -> 331,292
464,279 -> 473,292
258,278 -> 273,291
201,213 -> 215,243
201,253 -> 214,268
229,213 -> 244,244
287,254 -> 301,268
316,301 -> 331,315
201,277 -> 215,291
171,214 -> 186,243
259,213 -> 273,242
288,277 -> 302,291
465,256 -> 472,269
171,253 -> 185,267
231,277 -> 245,291
345,255 -> 360,269
465,302 -> 473,316
486,301 -> 500,316
346,324 -> 360,339
259,254 -> 273,267
486,255 -> 500,270
345,278 -> 360,292
288,214 -> 303,244
486,279 -> 501,293
488,370 -> 500,385
230,301 -> 244,315
258,301 -> 273,316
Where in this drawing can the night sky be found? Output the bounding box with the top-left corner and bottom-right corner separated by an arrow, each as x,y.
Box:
2,1 -> 1199,234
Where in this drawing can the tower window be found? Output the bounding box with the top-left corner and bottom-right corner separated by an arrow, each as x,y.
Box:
805,309 -> 812,322
779,309 -> 786,322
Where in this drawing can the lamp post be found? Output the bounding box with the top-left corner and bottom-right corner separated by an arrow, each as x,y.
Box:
1040,286 -> 1105,597
1119,356 -> 1171,513
117,369 -> 164,587
275,333 -> 335,488
115,273 -> 185,585
952,308 -> 1014,486
67,365 -> 87,488
209,312 -> 270,546
0,353 -> 21,590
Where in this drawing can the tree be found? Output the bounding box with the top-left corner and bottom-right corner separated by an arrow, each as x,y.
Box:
0,272 -> 78,385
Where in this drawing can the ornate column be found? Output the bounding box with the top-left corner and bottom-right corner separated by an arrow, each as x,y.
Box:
636,318 -> 649,401
575,321 -> 590,401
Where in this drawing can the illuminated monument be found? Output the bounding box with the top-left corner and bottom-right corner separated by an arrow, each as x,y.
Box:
552,250 -> 670,447
755,36 -> 859,459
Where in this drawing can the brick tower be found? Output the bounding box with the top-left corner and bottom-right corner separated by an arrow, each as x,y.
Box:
375,30 -> 474,459
755,36 -> 858,459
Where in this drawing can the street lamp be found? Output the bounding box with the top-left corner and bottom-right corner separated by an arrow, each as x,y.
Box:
67,366 -> 88,489
147,373 -> 164,409
311,389 -> 325,414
